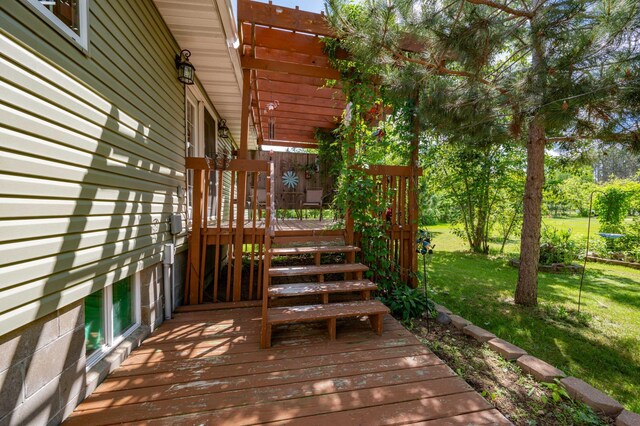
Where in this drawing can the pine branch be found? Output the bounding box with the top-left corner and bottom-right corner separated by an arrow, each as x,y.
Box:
464,0 -> 533,19
388,48 -> 512,97
546,131 -> 639,144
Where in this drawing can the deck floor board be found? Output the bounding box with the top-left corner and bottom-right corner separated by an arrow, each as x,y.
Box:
66,307 -> 511,425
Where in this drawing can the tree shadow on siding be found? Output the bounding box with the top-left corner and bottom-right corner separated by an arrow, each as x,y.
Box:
1,99 -> 182,425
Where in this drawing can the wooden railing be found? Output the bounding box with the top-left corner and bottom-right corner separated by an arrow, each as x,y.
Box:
184,157 -> 272,305
358,165 -> 421,287
260,162 -> 276,346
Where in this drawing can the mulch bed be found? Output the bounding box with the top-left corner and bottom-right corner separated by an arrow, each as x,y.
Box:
410,317 -> 613,426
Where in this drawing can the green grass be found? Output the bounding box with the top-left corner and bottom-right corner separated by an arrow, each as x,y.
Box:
427,216 -> 605,255
422,218 -> 640,412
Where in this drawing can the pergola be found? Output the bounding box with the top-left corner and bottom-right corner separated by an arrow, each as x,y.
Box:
237,0 -> 346,151
185,1 -> 421,306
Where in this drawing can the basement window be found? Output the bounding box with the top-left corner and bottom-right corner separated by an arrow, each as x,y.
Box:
25,0 -> 89,50
85,275 -> 141,368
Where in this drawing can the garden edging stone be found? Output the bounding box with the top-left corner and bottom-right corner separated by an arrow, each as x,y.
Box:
435,304 -> 452,315
438,304 -> 634,420
449,315 -> 471,330
616,410 -> 640,426
560,377 -> 624,417
487,338 -> 527,361
516,355 -> 565,382
463,324 -> 496,343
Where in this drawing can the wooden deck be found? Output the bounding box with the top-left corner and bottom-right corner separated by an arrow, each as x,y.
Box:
66,308 -> 511,425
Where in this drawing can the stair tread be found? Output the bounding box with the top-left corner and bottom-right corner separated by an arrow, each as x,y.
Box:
269,263 -> 369,277
269,280 -> 377,297
270,245 -> 360,255
268,300 -> 390,324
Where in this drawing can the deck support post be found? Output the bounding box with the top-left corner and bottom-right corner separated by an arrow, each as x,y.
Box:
369,313 -> 383,335
186,167 -> 204,305
327,318 -> 337,340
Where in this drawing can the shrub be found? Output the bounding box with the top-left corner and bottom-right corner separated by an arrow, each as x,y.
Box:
379,285 -> 435,322
539,226 -> 578,265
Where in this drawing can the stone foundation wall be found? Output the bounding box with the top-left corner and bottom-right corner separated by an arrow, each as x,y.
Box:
0,261 -> 167,426
0,302 -> 85,426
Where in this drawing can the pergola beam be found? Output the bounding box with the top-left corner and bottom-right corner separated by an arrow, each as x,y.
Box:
256,100 -> 344,116
238,0 -> 335,37
242,23 -> 343,58
254,94 -> 342,109
257,70 -> 342,89
255,81 -> 344,99
259,140 -> 319,149
252,46 -> 331,68
241,57 -> 341,80
256,109 -> 339,123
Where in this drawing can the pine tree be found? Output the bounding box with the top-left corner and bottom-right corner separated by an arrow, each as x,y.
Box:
327,0 -> 640,305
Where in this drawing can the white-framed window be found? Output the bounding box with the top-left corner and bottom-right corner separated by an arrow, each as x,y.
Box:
24,0 -> 89,51
84,274 -> 141,368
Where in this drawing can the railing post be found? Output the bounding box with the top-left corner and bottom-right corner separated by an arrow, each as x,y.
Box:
184,157 -> 212,305
261,161 -> 275,348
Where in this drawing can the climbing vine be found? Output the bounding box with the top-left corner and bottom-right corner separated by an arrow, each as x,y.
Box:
320,37 -> 418,294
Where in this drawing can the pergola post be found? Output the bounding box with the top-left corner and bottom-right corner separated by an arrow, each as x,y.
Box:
232,68 -> 252,301
409,104 -> 420,288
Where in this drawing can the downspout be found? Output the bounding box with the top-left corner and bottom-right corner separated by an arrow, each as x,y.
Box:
162,243 -> 175,320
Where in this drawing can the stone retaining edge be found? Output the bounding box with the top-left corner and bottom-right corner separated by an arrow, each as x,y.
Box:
433,304 -> 638,421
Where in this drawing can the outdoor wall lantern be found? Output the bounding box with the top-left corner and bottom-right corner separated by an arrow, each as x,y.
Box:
175,49 -> 195,85
218,119 -> 230,140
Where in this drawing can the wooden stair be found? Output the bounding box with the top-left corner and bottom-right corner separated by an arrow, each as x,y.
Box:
270,245 -> 361,255
268,263 -> 369,277
261,242 -> 389,348
268,280 -> 378,297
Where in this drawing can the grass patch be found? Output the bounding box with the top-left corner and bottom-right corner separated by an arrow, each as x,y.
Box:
423,220 -> 640,413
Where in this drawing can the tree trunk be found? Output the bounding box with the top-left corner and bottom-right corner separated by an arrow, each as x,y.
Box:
515,0 -> 546,306
515,116 -> 545,306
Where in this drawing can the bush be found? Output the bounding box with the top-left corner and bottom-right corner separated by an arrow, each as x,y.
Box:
539,226 -> 579,265
590,218 -> 640,262
379,285 -> 435,322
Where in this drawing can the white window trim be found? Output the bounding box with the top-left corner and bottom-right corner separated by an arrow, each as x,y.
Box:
186,84 -> 221,226
24,0 -> 89,51
86,274 -> 141,369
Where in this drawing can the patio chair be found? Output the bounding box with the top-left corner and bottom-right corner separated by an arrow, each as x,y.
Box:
252,188 -> 267,218
300,189 -> 323,220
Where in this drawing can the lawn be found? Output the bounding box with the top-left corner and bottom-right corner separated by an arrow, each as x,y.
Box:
423,217 -> 640,412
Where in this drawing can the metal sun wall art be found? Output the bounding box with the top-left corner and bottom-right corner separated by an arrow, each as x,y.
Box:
282,171 -> 299,189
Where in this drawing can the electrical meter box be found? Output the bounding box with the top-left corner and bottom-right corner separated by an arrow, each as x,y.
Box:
169,214 -> 183,235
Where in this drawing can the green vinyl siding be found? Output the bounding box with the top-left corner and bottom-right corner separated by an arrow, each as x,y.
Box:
0,0 -> 188,337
